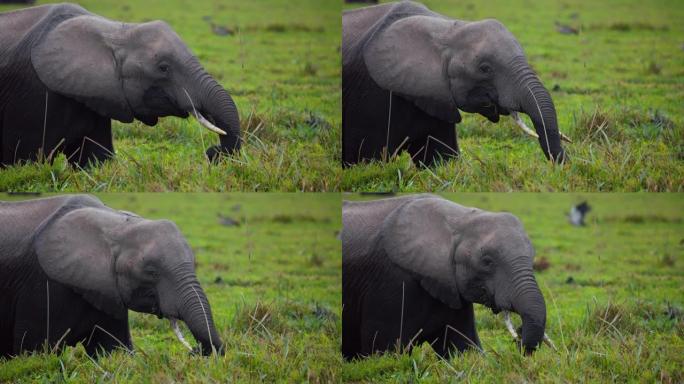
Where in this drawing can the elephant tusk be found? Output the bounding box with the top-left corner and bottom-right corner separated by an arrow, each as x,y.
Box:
194,112 -> 227,136
504,312 -> 558,352
511,112 -> 539,139
503,311 -> 520,341
510,112 -> 573,143
543,332 -> 558,351
170,319 -> 193,351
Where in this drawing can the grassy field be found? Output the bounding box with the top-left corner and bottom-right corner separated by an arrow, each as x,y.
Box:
342,193 -> 684,382
0,193 -> 342,382
0,0 -> 341,192
342,0 -> 684,192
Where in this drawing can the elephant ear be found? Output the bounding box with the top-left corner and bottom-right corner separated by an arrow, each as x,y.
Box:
380,197 -> 463,309
33,206 -> 130,319
31,15 -> 134,123
363,15 -> 461,123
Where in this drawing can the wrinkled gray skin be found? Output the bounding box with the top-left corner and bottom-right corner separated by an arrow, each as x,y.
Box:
342,194 -> 546,359
343,1 -> 565,165
0,195 -> 222,357
0,3 -> 240,167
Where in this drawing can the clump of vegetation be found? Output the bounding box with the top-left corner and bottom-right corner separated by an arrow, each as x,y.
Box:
602,213 -> 682,223
602,22 -> 670,32
572,108 -> 623,143
647,61 -> 662,75
533,256 -> 551,272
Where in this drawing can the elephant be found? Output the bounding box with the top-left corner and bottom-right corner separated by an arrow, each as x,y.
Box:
0,3 -> 240,167
342,1 -> 567,166
0,194 -> 223,357
342,194 -> 551,359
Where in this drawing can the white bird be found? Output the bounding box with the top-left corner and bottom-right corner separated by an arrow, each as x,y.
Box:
568,201 -> 591,226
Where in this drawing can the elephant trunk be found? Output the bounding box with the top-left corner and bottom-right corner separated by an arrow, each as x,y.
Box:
512,59 -> 565,163
509,270 -> 546,354
176,277 -> 223,355
190,71 -> 241,161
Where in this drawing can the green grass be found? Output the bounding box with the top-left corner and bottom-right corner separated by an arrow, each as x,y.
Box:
342,0 -> 684,192
0,0 -> 341,192
342,193 -> 684,382
0,193 -> 342,382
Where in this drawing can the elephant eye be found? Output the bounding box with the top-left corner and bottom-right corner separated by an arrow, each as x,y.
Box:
158,63 -> 170,73
482,256 -> 494,267
144,266 -> 159,278
479,63 -> 493,74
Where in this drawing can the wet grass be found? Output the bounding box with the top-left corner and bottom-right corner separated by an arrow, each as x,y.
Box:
342,0 -> 684,192
0,0 -> 341,191
0,193 -> 342,382
342,193 -> 684,382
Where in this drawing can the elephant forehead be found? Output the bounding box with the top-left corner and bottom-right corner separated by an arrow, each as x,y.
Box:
120,220 -> 194,262
465,213 -> 531,246
123,220 -> 181,244
445,19 -> 522,55
128,21 -> 185,50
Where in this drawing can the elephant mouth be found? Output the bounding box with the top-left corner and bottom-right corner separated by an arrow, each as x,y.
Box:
128,287 -> 163,317
465,283 -> 499,310
136,114 -> 159,126
478,103 -> 501,123
482,296 -> 505,314
136,87 -> 191,126
460,87 -> 509,123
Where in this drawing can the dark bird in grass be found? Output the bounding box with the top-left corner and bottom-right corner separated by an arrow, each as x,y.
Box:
568,201 -> 591,226
218,213 -> 241,227
533,256 -> 551,272
211,23 -> 234,36
555,21 -> 579,35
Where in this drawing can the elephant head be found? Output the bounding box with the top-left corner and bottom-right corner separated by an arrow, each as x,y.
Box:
363,10 -> 566,163
31,9 -> 240,161
33,206 -> 223,355
381,197 -> 547,353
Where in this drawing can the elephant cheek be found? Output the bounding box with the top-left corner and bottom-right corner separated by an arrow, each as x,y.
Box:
121,80 -> 147,115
